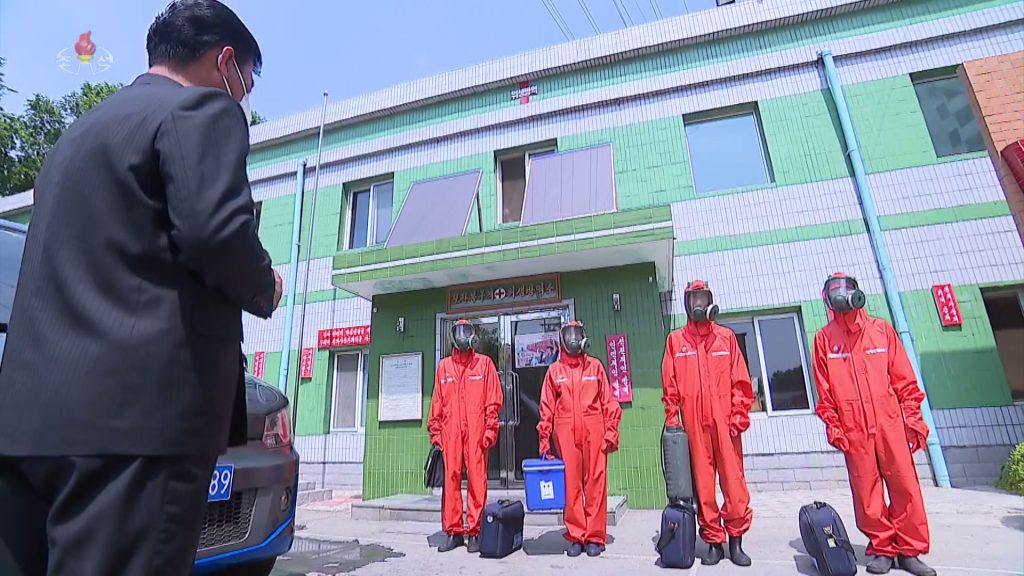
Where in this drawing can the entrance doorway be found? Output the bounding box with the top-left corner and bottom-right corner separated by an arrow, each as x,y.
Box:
982,287 -> 1024,401
438,306 -> 572,488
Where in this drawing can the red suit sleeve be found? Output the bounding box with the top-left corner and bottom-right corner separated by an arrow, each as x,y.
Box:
482,360 -> 503,449
537,370 -> 557,456
597,362 -> 623,453
728,333 -> 754,435
661,334 -> 682,428
427,364 -> 445,447
812,331 -> 848,452
886,323 -> 930,444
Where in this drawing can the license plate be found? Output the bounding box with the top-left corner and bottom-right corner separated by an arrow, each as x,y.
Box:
208,464 -> 234,502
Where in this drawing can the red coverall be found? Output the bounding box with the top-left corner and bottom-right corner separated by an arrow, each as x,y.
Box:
537,352 -> 622,546
661,322 -> 754,545
427,349 -> 503,536
812,308 -> 931,558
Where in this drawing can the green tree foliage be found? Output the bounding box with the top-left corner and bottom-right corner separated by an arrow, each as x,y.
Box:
0,58 -> 122,196
250,110 -> 266,126
997,442 -> 1024,495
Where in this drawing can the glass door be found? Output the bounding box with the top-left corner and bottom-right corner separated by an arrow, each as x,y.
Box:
500,308 -> 570,486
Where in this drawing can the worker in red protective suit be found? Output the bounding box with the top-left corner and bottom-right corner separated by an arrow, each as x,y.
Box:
662,280 -> 754,567
537,321 -> 622,558
813,273 -> 936,576
427,320 -> 503,554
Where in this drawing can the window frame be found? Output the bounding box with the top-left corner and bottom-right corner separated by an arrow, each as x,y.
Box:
495,145 -> 557,225
329,350 -> 368,432
910,70 -> 987,158
252,201 -> 263,234
683,104 -> 774,196
344,179 -> 395,250
721,312 -> 814,417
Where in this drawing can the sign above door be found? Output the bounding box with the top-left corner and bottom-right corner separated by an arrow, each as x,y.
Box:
446,274 -> 561,314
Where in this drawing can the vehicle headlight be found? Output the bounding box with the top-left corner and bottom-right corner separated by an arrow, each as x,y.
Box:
263,407 -> 292,449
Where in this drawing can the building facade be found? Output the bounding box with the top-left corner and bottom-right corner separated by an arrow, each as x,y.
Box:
4,0 -> 1024,510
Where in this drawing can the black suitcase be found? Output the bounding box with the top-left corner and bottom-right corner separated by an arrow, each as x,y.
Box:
480,500 -> 525,558
661,426 -> 694,504
799,501 -> 858,576
656,501 -> 696,569
423,445 -> 444,489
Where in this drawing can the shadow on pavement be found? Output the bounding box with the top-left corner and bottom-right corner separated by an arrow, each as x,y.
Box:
789,537 -> 868,567
426,531 -> 448,548
1001,514 -> 1024,532
523,529 -> 617,556
272,538 -> 404,575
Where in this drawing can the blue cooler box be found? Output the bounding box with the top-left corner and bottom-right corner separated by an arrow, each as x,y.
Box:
522,458 -> 566,511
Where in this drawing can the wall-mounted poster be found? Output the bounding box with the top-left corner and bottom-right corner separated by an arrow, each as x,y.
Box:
514,332 -> 560,368
378,352 -> 423,422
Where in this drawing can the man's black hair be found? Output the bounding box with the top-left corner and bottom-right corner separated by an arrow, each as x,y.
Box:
147,0 -> 262,76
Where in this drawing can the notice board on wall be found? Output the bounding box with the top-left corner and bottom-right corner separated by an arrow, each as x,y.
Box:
378,352 -> 423,422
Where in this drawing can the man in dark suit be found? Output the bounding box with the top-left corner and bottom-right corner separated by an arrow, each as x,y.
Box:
0,2 -> 281,574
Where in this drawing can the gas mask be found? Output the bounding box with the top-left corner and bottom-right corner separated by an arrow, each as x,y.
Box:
823,273 -> 866,313
451,320 -> 478,352
559,321 -> 588,357
684,280 -> 719,322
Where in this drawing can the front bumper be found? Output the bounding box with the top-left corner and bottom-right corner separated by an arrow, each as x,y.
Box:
192,443 -> 299,574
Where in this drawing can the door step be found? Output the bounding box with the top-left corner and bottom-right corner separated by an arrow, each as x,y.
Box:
351,493 -> 628,526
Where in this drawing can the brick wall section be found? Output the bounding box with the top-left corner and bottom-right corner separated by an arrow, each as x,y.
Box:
960,52 -> 1024,243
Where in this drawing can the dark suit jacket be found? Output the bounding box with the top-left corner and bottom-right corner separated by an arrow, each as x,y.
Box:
0,74 -> 275,457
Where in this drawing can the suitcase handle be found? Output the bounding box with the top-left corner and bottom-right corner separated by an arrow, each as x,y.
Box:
655,522 -> 677,554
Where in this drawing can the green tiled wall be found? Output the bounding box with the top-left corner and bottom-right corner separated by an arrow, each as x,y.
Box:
258,184 -> 344,265
247,0 -> 1011,169
846,75 -> 945,173
391,154 -> 496,233
761,90 -> 850,185
901,287 -> 1012,409
363,289 -> 445,500
560,117 -> 694,208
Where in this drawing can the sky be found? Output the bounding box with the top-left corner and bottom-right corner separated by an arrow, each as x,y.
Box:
0,0 -> 723,122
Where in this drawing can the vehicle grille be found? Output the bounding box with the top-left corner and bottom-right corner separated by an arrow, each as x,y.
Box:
198,489 -> 256,552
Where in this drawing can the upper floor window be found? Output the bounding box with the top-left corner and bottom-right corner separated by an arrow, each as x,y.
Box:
347,180 -> 394,249
911,70 -> 986,158
720,312 -> 813,414
496,142 -> 557,224
684,104 -> 773,195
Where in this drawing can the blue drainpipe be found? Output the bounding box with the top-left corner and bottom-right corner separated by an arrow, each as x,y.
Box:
277,160 -> 307,393
820,50 -> 951,488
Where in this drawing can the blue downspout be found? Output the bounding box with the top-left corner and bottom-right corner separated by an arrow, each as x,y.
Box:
278,161 -> 307,393
820,50 -> 951,488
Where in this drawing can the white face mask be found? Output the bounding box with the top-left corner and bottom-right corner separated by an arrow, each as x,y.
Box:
222,57 -> 251,122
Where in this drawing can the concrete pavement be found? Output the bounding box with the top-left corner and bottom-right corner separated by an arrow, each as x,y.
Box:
281,487 -> 1024,575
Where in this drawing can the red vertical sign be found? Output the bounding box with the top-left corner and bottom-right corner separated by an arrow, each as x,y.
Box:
605,334 -> 633,403
932,284 -> 963,327
252,351 -> 266,379
299,347 -> 315,380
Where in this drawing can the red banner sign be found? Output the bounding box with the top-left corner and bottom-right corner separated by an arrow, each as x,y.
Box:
299,347 -> 315,380
317,325 -> 371,349
252,351 -> 266,379
932,284 -> 963,327
606,334 -> 633,403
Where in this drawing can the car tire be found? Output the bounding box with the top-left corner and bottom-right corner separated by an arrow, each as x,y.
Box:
211,558 -> 277,576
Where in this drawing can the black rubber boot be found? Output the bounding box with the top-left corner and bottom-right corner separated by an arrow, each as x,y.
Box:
586,543 -> 603,557
702,543 -> 725,566
438,534 -> 464,553
866,555 -> 894,574
466,536 -> 480,554
567,542 -> 584,557
729,536 -> 752,567
898,555 -> 938,576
